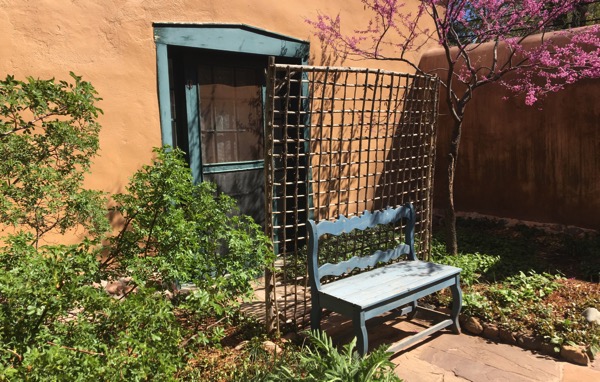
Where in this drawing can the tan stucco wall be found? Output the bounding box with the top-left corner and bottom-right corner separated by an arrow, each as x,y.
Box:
419,31 -> 600,229
0,0 -> 428,197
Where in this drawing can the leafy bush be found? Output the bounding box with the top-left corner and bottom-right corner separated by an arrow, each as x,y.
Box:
265,330 -> 401,382
0,232 -> 185,380
105,148 -> 273,321
431,240 -> 500,286
0,74 -> 273,380
0,73 -> 108,242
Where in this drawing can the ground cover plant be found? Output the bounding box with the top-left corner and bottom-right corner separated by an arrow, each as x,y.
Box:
180,326 -> 401,382
264,330 -> 400,382
429,218 -> 600,357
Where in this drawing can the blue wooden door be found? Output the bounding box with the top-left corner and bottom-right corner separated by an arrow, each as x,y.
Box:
196,55 -> 266,227
174,49 -> 268,226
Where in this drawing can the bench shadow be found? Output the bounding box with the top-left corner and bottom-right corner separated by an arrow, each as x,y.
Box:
319,306 -> 454,355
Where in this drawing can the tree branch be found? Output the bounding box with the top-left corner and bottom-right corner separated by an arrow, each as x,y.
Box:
46,341 -> 105,357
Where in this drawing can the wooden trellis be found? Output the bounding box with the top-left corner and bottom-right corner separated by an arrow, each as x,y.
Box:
264,59 -> 440,332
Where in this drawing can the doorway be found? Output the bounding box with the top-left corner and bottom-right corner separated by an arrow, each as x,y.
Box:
154,24 -> 308,227
169,48 -> 268,225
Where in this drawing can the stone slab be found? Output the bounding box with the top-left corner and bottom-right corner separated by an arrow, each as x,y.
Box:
562,362 -> 600,382
414,335 -> 561,382
394,350 -> 469,382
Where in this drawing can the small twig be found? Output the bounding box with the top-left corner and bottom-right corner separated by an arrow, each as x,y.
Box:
117,282 -> 138,301
2,348 -> 23,362
178,334 -> 198,349
46,341 -> 105,357
206,316 -> 227,330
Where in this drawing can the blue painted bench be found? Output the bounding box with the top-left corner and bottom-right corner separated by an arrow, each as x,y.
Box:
307,204 -> 462,356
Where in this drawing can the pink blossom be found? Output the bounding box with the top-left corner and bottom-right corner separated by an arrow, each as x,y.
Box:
307,0 -> 599,105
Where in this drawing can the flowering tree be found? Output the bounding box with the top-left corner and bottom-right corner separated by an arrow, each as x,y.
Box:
309,0 -> 600,254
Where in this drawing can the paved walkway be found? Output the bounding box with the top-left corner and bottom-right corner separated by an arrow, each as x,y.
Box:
318,309 -> 600,382
390,330 -> 599,382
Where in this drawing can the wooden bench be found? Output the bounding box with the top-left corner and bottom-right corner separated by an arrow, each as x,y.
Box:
307,203 -> 462,356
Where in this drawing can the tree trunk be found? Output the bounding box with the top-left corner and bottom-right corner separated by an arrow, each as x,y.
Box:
445,119 -> 463,255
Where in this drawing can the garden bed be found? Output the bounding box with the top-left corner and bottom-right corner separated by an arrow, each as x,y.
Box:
428,216 -> 600,365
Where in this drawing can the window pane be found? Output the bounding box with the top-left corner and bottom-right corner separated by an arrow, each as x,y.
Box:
215,132 -> 238,163
198,64 -> 263,164
201,131 -> 217,163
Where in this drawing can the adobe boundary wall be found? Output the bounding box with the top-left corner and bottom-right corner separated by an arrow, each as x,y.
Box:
419,32 -> 600,230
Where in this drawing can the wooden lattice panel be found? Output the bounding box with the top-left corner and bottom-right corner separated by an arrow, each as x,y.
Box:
264,60 -> 439,331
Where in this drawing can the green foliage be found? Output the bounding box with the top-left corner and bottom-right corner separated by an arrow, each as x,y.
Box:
533,282 -> 600,351
265,330 -> 401,382
429,218 -> 600,352
0,73 -> 108,242
461,291 -> 493,320
489,271 -> 562,308
0,236 -> 183,381
106,147 -> 273,319
469,271 -> 563,331
0,75 -> 274,379
178,321 -> 277,381
431,240 -> 500,286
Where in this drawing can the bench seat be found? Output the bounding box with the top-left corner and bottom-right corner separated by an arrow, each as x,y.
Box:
319,260 -> 461,316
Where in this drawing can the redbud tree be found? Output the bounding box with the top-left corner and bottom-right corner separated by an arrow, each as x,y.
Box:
309,0 -> 600,254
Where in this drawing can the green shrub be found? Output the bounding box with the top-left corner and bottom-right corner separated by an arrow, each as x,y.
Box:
0,73 -> 108,242
0,235 -> 185,380
264,330 -> 401,382
0,74 -> 273,380
431,242 -> 500,286
106,147 -> 273,319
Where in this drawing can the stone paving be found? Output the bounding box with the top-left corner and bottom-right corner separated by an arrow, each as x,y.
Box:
391,332 -> 599,382
318,309 -> 600,382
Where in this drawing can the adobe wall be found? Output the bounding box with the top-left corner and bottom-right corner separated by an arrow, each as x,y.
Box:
0,0 -> 427,196
419,32 -> 600,229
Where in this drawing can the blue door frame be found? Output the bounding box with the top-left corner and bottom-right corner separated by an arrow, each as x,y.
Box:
154,24 -> 309,183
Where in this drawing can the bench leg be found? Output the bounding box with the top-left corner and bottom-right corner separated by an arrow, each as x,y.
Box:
450,275 -> 462,334
353,311 -> 368,356
311,298 -> 322,331
407,300 -> 418,320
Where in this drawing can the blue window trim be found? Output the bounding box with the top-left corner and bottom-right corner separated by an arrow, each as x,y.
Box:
153,23 -> 309,147
203,160 -> 265,174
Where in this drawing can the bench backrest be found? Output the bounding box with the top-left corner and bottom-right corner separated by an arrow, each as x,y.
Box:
307,203 -> 416,291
